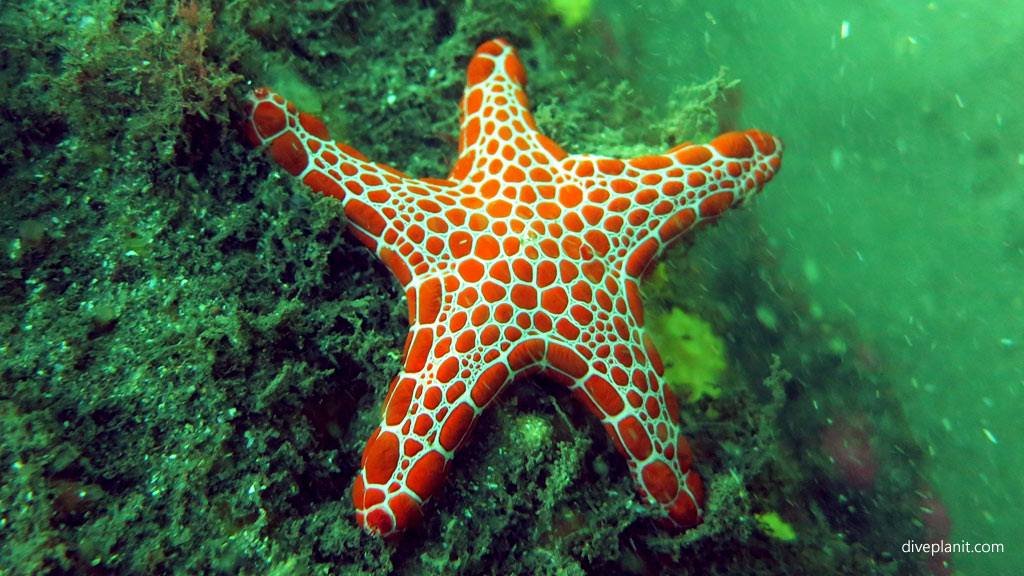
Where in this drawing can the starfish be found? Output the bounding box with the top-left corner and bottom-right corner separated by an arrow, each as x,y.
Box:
243,38 -> 783,539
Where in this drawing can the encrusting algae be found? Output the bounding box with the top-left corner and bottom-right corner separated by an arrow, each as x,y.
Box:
645,303 -> 728,404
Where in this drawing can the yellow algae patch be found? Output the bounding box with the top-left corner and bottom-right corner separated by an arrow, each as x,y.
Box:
756,511 -> 797,541
547,0 -> 592,27
645,306 -> 727,403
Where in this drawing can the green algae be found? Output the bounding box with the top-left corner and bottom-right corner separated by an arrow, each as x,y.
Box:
644,302 -> 728,403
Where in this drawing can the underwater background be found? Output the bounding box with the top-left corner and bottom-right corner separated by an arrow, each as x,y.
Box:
0,0 -> 1019,574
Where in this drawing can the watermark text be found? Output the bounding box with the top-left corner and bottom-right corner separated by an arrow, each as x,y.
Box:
903,539 -> 1003,555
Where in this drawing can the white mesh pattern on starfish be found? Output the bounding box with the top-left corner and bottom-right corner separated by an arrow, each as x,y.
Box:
244,37 -> 783,539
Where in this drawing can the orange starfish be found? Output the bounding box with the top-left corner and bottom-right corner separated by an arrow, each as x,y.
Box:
244,38 -> 783,539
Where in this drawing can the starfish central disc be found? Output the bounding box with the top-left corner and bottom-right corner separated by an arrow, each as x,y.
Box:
244,38 -> 784,539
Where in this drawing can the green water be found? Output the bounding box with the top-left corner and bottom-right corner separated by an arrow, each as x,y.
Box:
615,1 -> 1024,573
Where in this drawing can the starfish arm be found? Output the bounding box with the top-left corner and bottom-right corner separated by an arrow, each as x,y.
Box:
561,130 -> 784,279
570,340 -> 705,529
243,88 -> 457,285
502,259 -> 708,529
352,291 -> 527,539
507,323 -> 707,529
353,355 -> 510,540
449,39 -> 570,187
